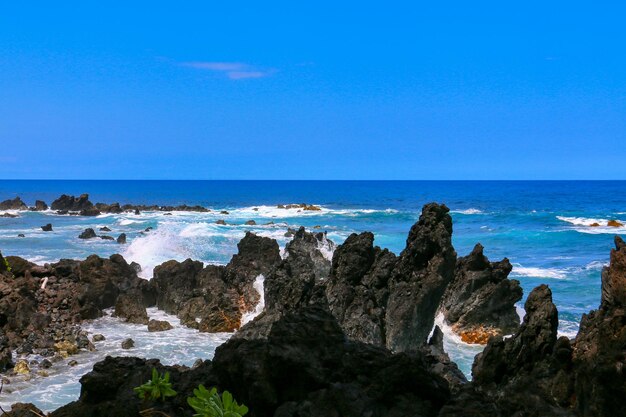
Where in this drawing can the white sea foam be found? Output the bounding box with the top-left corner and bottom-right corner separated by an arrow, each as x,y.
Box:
556,215 -> 625,234
450,208 -> 484,215
118,219 -> 143,226
121,223 -> 209,278
431,313 -> 485,378
316,234 -> 336,262
511,265 -> 568,280
0,307 -> 231,412
225,205 -> 398,219
556,216 -> 608,226
241,275 -> 265,326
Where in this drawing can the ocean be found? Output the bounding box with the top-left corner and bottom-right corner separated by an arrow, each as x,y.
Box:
0,180 -> 625,410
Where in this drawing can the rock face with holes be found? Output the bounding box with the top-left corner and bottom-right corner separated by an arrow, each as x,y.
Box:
439,243 -> 522,344
152,232 -> 281,333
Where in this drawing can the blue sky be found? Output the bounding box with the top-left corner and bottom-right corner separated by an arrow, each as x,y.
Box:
1,2 -> 625,179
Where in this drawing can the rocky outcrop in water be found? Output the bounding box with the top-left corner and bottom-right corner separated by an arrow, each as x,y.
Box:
32,200 -> 48,211
51,194 -> 98,215
439,243 -> 522,344
78,228 -> 97,239
153,232 -> 281,333
0,197 -> 27,211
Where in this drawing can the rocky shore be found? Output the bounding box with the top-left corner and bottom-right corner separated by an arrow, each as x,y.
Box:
0,203 -> 624,416
0,194 -> 322,217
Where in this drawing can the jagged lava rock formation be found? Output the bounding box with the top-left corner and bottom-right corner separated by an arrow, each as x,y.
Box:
152,232 -> 281,332
439,243 -> 522,343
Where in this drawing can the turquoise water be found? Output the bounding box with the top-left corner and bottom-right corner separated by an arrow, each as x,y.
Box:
0,180 -> 625,409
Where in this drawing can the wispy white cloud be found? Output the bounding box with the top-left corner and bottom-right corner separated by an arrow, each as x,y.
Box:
180,61 -> 274,80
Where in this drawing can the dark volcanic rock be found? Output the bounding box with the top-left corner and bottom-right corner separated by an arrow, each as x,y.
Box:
460,284 -> 574,416
244,203 -> 457,354
99,226 -> 111,232
51,194 -> 98,214
0,329 -> 14,371
439,243 -> 522,343
153,232 -> 281,332
326,231 -> 395,346
236,228 -> 335,340
0,197 -> 27,210
41,223 -> 53,231
386,203 -> 457,351
572,236 -> 626,417
78,228 -> 97,239
147,319 -> 173,332
51,309 -> 450,417
116,233 -> 126,244
2,403 -> 46,417
33,200 -> 48,211
113,293 -> 149,324
50,356 -> 217,417
121,338 -> 134,349
214,306 -> 450,417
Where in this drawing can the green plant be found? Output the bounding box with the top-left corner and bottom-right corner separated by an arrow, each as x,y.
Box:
1,256 -> 10,273
187,385 -> 248,417
134,368 -> 177,401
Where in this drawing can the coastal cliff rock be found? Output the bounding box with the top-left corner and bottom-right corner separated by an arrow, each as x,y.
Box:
326,232 -> 395,346
439,243 -> 522,343
572,236 -> 626,417
386,203 -> 457,351
242,203 -> 457,353
153,232 -> 280,333
0,197 -> 28,211
325,203 -> 456,351
236,228 -> 334,339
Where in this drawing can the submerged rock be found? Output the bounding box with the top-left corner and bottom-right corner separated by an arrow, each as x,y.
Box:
92,334 -> 105,342
121,338 -> 134,349
78,228 -> 97,239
